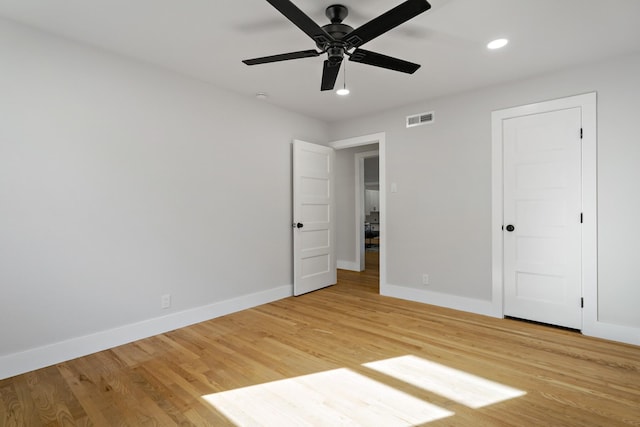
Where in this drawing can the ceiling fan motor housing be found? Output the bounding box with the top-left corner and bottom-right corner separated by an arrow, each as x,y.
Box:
319,4 -> 352,62
322,23 -> 353,40
327,46 -> 345,63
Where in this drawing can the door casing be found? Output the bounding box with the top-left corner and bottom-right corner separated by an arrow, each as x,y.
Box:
330,132 -> 386,288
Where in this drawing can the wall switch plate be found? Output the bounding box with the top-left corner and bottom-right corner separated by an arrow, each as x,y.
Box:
391,183 -> 398,193
422,274 -> 430,285
161,294 -> 171,309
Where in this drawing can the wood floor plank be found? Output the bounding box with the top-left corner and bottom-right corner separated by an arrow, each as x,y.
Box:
24,366 -> 79,426
0,384 -> 25,427
10,375 -> 43,427
55,360 -> 122,426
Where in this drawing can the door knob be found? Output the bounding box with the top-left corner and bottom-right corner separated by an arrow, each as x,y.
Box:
293,222 -> 304,229
505,224 -> 515,232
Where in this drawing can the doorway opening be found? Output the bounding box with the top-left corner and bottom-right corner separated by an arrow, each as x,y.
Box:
330,132 -> 386,292
357,151 -> 380,273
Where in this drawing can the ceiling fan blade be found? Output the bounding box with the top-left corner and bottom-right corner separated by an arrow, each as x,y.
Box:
243,49 -> 321,65
344,0 -> 431,49
349,48 -> 420,74
321,60 -> 342,91
265,0 -> 335,45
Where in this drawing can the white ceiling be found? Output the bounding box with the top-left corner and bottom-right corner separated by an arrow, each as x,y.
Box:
1,0 -> 640,122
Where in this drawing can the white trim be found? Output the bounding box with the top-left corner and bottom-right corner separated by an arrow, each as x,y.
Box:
0,285 -> 292,380
330,132 -> 387,288
582,321 -> 640,346
330,132 -> 385,150
355,150 -> 380,271
381,284 -> 499,318
490,108 -> 505,319
491,93 -> 640,347
337,260 -> 360,271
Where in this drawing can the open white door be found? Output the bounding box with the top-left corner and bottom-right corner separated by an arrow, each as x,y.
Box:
293,140 -> 336,296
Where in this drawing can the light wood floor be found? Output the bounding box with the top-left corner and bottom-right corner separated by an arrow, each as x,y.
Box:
2,253 -> 639,426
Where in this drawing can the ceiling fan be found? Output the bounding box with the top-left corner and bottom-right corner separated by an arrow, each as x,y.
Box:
242,0 -> 432,91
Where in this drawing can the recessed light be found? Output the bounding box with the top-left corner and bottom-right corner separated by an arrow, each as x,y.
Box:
255,92 -> 268,100
487,38 -> 509,50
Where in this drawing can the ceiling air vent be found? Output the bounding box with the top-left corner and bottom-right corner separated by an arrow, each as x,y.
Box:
406,111 -> 434,128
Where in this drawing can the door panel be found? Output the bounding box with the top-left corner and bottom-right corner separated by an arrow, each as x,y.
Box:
503,108 -> 582,329
293,140 -> 336,296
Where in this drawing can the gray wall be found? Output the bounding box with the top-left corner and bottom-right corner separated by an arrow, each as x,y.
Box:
329,52 -> 640,331
0,18 -> 327,363
364,157 -> 379,189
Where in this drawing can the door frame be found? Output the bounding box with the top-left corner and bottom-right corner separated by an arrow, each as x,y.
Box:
356,150 -> 380,271
330,132 -> 386,288
491,92 -> 597,326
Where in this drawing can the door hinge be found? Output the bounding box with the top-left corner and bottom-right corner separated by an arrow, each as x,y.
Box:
580,128 -> 583,139
580,213 -> 583,223
581,297 -> 584,308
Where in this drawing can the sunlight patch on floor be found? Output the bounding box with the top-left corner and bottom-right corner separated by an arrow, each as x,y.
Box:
202,368 -> 453,426
364,355 -> 526,409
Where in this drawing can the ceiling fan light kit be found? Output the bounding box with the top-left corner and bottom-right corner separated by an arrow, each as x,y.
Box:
242,0 -> 431,92
336,61 -> 350,96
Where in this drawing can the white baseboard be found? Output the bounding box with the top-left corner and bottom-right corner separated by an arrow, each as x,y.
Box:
337,260 -> 360,271
0,285 -> 293,380
381,283 -> 501,318
583,319 -> 640,347
383,284 -> 640,347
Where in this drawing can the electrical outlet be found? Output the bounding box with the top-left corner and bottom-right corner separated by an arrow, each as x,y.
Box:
161,294 -> 171,309
422,274 -> 430,285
